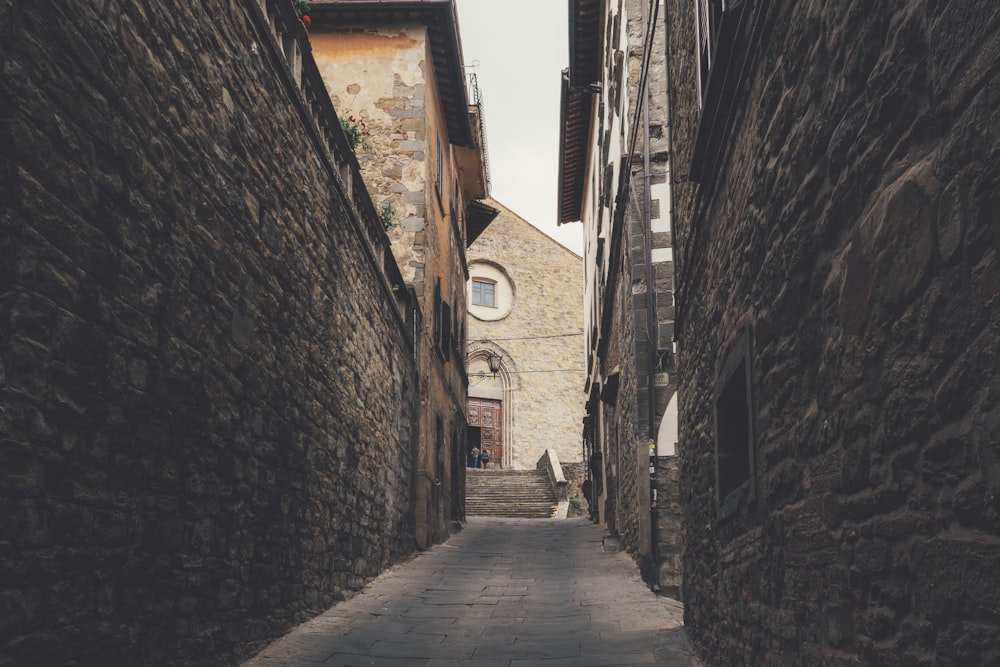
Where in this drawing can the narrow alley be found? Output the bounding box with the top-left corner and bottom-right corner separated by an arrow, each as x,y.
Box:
4,1 -> 998,664
243,518 -> 701,666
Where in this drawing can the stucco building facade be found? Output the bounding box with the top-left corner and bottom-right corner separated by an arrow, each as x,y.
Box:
309,0 -> 493,547
465,200 -> 585,471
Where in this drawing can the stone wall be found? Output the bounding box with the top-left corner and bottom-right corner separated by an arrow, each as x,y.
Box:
0,1 -> 420,664
668,0 -> 1000,663
562,462 -> 588,515
655,455 -> 683,599
311,27 -> 430,291
309,15 -> 473,549
597,231 -> 641,546
591,0 -> 681,592
625,0 -> 675,444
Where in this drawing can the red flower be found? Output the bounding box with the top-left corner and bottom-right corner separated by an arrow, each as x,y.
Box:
302,14 -> 311,26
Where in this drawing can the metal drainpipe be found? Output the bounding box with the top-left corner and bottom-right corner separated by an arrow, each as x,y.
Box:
641,0 -> 661,593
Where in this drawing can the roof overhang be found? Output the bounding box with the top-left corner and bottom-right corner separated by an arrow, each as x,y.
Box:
465,199 -> 500,248
557,69 -> 595,225
557,0 -> 601,224
455,104 -> 489,200
308,0 -> 475,147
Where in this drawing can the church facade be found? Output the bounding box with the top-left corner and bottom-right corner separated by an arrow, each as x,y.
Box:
466,201 -> 585,471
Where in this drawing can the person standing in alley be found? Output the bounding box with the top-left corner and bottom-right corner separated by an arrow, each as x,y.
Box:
480,449 -> 490,468
471,447 -> 480,468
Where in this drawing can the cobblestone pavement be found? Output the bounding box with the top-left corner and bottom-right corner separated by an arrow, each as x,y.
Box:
243,517 -> 703,666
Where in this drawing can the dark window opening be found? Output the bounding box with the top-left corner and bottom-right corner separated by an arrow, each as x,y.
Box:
439,300 -> 451,362
697,0 -> 725,100
435,135 -> 444,212
433,278 -> 450,362
690,0 -> 751,181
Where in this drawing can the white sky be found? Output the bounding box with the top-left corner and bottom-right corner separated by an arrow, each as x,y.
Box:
455,1 -> 584,256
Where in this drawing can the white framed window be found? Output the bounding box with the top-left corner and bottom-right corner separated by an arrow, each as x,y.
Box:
468,261 -> 514,321
471,279 -> 496,307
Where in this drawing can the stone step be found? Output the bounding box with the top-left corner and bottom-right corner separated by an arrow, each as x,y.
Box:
466,469 -> 557,519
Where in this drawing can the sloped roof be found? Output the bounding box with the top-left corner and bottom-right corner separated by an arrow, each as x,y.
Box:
557,0 -> 601,224
308,0 -> 475,148
480,199 -> 583,260
557,69 -> 594,225
466,199 -> 500,248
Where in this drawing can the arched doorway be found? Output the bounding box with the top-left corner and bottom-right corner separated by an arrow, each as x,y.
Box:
467,397 -> 501,468
467,342 -> 519,469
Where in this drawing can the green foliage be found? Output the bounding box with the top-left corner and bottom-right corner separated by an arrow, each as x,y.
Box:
339,115 -> 372,151
379,200 -> 397,231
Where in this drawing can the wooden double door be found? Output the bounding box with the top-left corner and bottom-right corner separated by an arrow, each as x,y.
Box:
468,397 -> 502,468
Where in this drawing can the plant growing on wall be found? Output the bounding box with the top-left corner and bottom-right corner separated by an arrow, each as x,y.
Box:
339,115 -> 372,151
379,200 -> 398,231
292,0 -> 312,26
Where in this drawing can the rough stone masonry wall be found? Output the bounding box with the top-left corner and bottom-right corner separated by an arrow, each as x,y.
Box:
669,0 -> 1000,664
0,1 -> 420,665
312,24 -> 466,550
623,0 -> 681,591
311,27 -> 430,290
655,456 -> 682,600
625,0 -> 674,436
601,232 -> 641,550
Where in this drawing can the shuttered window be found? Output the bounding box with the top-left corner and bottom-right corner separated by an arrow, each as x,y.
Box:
690,0 -> 751,181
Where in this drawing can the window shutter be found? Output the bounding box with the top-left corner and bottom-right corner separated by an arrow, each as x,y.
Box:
434,279 -> 442,346
440,300 -> 451,361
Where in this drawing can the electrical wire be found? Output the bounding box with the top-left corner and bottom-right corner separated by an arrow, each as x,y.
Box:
508,369 -> 581,373
469,332 -> 583,342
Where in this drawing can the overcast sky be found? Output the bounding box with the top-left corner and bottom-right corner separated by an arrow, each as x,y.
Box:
454,1 -> 583,256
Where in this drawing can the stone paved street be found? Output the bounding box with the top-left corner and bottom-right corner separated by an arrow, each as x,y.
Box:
243,518 -> 702,666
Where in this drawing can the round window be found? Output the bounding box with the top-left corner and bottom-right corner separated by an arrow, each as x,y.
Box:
468,261 -> 515,321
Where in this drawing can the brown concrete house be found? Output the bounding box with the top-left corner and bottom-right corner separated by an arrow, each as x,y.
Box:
309,0 -> 495,547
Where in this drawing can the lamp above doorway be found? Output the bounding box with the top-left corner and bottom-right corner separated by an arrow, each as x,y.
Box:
469,349 -> 504,384
486,351 -> 502,376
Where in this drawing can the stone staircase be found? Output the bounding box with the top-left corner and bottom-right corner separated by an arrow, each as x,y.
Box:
466,469 -> 558,518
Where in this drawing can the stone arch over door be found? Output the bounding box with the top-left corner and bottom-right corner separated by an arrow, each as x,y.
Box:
467,341 -> 520,469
